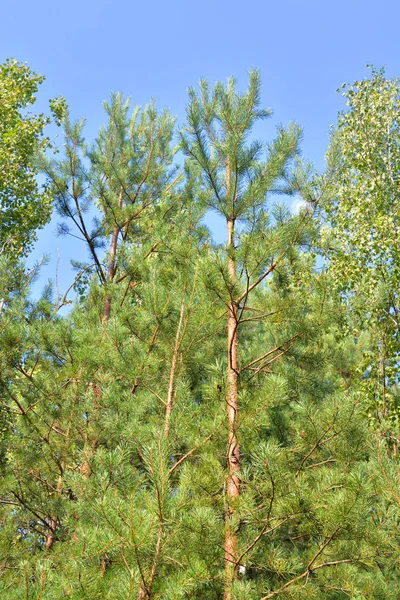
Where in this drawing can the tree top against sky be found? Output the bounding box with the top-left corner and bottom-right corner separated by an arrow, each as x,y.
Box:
1,0 -> 399,294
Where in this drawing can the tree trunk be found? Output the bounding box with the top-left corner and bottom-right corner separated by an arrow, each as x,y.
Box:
164,302 -> 185,438
102,189 -> 123,324
224,216 -> 240,600
102,224 -> 120,323
45,516 -> 57,550
45,475 -> 63,550
137,302 -> 185,599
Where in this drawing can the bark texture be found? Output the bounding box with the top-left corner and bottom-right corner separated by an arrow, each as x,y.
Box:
102,189 -> 123,324
224,216 -> 240,600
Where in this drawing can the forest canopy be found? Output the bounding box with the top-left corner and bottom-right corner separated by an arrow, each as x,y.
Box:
1,61 -> 400,600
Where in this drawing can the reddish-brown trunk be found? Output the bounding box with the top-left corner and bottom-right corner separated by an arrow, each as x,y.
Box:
224,216 -> 240,600
45,517 -> 57,550
102,189 -> 123,324
102,224 -> 120,323
45,476 -> 63,550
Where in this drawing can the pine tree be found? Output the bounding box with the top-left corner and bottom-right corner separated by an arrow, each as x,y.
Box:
39,92 -> 179,321
180,70 -> 305,598
1,70 -> 398,600
177,72 -> 395,599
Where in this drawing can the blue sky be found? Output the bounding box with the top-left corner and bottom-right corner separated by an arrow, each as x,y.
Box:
1,0 -> 400,299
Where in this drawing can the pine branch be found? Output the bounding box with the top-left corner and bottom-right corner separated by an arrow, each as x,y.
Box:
169,423 -> 223,475
259,529 -> 353,599
240,333 -> 302,372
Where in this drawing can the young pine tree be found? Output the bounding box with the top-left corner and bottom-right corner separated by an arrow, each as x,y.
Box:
179,72 -> 393,599
181,70 -> 304,598
0,72 -> 396,600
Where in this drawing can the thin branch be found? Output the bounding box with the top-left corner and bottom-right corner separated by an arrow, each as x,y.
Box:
141,383 -> 167,407
238,310 -> 282,324
169,426 -> 221,475
236,517 -> 291,568
240,333 -> 301,372
260,559 -> 354,599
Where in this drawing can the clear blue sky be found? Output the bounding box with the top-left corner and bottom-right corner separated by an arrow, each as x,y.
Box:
1,0 -> 399,299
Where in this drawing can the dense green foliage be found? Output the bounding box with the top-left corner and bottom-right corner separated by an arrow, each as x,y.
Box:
324,68 -> 400,428
0,59 -> 56,255
1,61 -> 400,599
